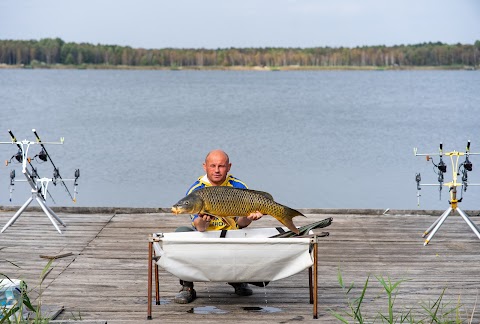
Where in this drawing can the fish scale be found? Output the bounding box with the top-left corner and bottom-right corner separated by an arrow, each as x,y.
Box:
199,187 -> 273,215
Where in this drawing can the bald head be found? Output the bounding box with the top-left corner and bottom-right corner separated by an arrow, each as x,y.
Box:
205,149 -> 229,164
203,149 -> 231,186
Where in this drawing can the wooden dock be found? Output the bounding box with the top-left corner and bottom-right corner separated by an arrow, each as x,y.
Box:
1,208 -> 480,323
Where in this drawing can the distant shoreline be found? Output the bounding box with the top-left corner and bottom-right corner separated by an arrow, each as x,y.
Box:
1,63 -> 477,71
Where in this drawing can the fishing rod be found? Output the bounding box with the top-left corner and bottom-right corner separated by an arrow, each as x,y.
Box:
32,129 -> 76,202
6,129 -> 55,203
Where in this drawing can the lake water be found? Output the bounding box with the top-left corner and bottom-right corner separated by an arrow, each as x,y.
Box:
0,69 -> 479,210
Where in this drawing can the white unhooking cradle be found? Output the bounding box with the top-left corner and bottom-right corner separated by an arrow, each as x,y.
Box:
147,227 -> 321,319
154,228 -> 314,282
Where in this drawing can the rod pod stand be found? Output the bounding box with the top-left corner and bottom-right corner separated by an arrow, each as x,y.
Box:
414,142 -> 480,245
1,136 -> 67,234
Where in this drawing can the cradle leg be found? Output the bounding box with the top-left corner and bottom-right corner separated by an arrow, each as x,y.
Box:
155,254 -> 160,305
313,239 -> 318,319
309,267 -> 313,304
147,240 -> 153,320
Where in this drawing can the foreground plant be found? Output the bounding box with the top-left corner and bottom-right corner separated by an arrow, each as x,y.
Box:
330,269 -> 476,323
375,275 -> 411,323
1,259 -> 54,324
332,269 -> 370,323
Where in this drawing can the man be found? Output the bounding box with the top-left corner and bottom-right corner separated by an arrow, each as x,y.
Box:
174,149 -> 263,304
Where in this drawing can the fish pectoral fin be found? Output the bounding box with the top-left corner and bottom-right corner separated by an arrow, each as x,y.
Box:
221,216 -> 238,229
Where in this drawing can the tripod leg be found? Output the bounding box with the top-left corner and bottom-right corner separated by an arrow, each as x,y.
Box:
424,207 -> 452,246
423,208 -> 451,238
1,197 -> 34,233
43,203 -> 67,227
457,208 -> 480,240
36,197 -> 62,234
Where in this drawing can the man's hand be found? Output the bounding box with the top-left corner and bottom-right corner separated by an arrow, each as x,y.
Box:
237,211 -> 263,228
247,211 -> 263,220
199,214 -> 214,222
193,213 -> 213,232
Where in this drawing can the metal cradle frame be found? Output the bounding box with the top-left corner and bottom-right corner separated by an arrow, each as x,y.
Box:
146,235 -> 320,320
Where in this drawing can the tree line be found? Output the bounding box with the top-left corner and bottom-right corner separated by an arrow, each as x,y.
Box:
1,38 -> 479,68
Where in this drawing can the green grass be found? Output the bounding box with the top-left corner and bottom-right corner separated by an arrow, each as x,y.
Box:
330,268 -> 477,323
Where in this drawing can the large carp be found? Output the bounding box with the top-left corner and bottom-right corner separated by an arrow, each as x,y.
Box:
171,186 -> 304,234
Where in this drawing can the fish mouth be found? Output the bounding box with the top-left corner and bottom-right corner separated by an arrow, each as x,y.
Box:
171,206 -> 180,214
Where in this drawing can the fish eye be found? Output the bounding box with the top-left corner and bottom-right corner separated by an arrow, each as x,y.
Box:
184,201 -> 189,205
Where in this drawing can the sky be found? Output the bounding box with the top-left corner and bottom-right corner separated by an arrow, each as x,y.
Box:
0,0 -> 479,49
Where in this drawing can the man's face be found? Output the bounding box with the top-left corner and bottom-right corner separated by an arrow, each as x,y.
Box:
203,152 -> 231,186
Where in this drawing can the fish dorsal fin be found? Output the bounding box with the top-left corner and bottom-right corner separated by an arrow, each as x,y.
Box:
247,189 -> 274,201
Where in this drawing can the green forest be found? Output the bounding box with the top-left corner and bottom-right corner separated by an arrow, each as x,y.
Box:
1,38 -> 479,69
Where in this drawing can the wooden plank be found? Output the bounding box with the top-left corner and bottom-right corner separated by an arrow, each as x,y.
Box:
2,210 -> 480,323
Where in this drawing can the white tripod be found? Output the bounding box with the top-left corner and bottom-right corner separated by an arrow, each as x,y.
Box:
414,142 -> 480,245
1,138 -> 69,234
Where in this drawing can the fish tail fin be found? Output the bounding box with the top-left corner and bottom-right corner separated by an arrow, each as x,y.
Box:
272,207 -> 304,235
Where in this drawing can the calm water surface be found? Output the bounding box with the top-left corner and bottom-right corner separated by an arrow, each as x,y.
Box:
0,69 -> 479,210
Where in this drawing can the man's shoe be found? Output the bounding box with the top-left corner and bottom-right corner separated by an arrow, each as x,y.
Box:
228,282 -> 253,296
174,286 -> 196,304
